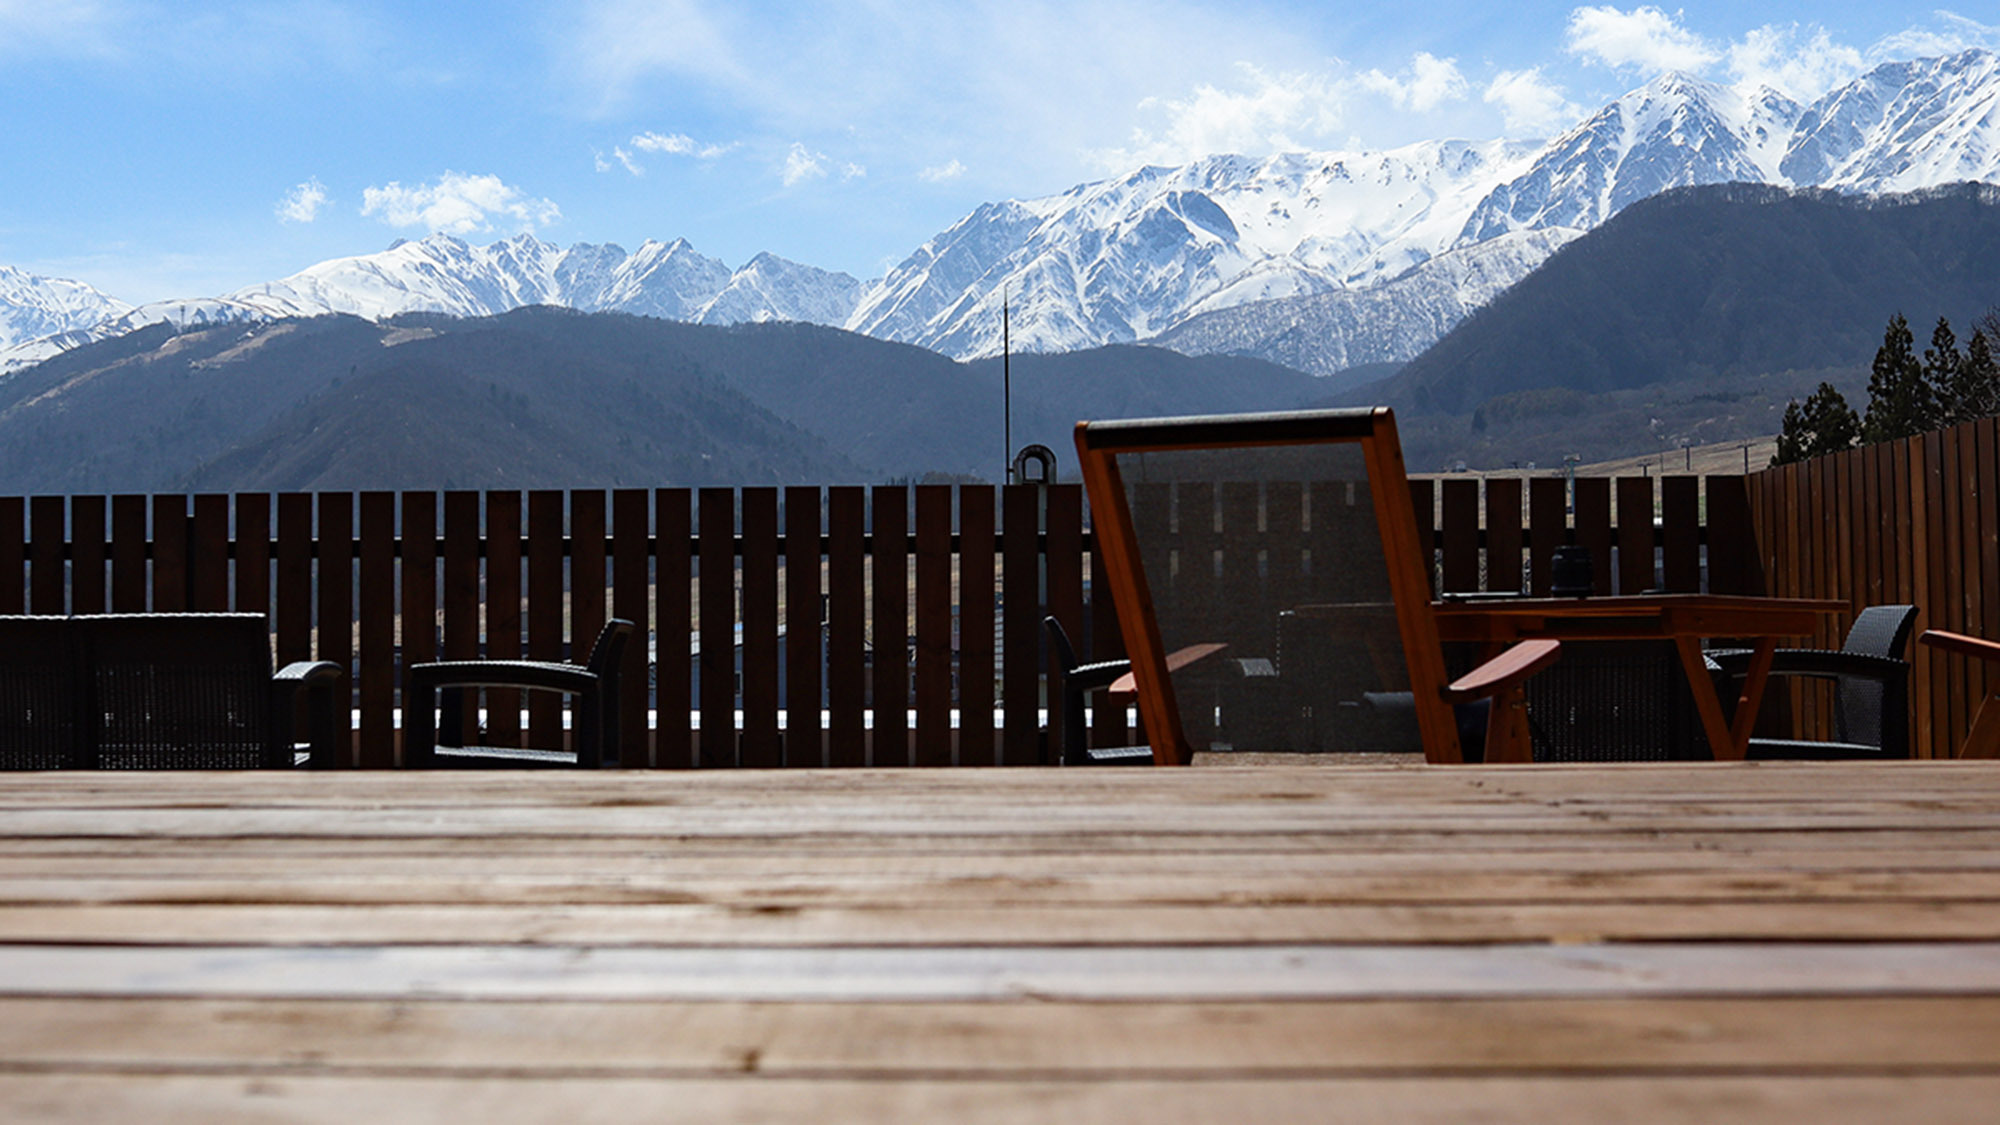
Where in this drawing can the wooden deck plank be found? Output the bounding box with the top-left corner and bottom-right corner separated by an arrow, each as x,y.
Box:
6,901 -> 2000,945
6,1075 -> 1997,1125
6,995 -> 2000,1073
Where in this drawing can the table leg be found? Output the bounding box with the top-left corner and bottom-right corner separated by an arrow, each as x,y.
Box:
1960,693 -> 2000,759
1675,636 -> 1744,761
1726,639 -> 1780,757
1483,685 -> 1535,764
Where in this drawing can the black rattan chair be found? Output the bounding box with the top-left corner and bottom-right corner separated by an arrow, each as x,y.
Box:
0,614 -> 343,770
1709,604 -> 1918,759
1043,616 -> 1151,765
404,619 -> 634,768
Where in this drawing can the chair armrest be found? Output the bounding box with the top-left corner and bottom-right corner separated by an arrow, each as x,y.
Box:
1065,658 -> 1132,694
409,660 -> 599,696
1442,639 -> 1561,704
1106,643 -> 1230,695
1709,648 -> 1908,682
270,661 -> 343,768
1921,630 -> 2000,664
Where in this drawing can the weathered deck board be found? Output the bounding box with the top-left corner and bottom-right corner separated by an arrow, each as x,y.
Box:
5,764 -> 2000,1122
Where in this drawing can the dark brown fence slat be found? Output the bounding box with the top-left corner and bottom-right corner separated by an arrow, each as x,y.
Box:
1527,478 -> 1566,596
611,489 -> 652,768
1485,478 -> 1523,595
274,494 -> 312,664
1706,474 -> 1761,597
1615,477 -> 1654,594
871,485 -> 910,767
1408,480 -> 1435,587
913,486 -> 954,767
234,495 -> 269,618
71,496 -> 108,615
190,494 -> 230,612
316,493 -> 354,766
357,492 -> 395,769
0,498 -> 22,614
959,487 -> 998,766
1044,483 -> 1084,766
525,491 -> 564,748
1573,477 -> 1613,595
739,488 -> 781,768
29,496 -> 64,615
1940,429 -> 1967,750
698,488 -> 736,768
571,489 -> 607,674
655,489 -> 694,769
441,492 -> 480,683
1439,479 -> 1479,594
783,487 -> 822,769
151,495 -> 186,613
1660,477 -> 1700,592
400,491 -> 438,768
825,487 -> 866,768
1000,484 -> 1041,766
486,492 -> 523,748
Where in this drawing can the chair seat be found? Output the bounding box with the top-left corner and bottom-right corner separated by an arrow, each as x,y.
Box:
431,744 -> 580,768
1746,738 -> 1897,760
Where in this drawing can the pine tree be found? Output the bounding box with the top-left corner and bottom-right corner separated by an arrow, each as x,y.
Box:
1773,382 -> 1860,465
1862,313 -> 1934,444
1959,329 -> 2000,423
1923,316 -> 1965,424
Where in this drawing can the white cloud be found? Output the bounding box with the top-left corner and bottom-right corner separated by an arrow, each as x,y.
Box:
360,172 -> 560,235
1566,6 -> 1721,73
842,162 -> 866,180
1094,63 -> 1346,170
632,131 -> 697,155
1484,68 -> 1580,135
275,178 -> 328,224
782,143 -> 827,186
0,0 -> 117,57
1727,25 -> 1864,101
1358,52 -> 1470,113
1870,13 -> 2000,63
920,159 -> 968,183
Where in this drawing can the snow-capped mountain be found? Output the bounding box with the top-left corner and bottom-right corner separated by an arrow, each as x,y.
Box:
0,266 -> 132,358
855,48 -> 2000,365
6,48 -> 2000,377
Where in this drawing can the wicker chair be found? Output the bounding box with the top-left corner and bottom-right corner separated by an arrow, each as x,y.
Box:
0,613 -> 343,770
1074,408 -> 1559,765
1708,604 -> 1918,759
404,619 -> 634,768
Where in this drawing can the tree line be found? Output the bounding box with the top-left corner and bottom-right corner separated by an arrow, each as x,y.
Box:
1774,309 -> 2000,465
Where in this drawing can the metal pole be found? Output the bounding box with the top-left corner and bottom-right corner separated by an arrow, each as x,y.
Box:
1003,290 -> 1012,485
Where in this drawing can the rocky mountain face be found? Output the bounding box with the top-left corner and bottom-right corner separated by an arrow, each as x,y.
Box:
5,49 -> 1999,377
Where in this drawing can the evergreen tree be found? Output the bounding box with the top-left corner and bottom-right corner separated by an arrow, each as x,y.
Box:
1959,329 -> 2000,423
1773,382 -> 1860,465
1923,316 -> 1964,423
1862,313 -> 1934,443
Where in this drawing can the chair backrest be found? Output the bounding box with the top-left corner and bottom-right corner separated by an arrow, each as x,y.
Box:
1837,604 -> 1918,749
0,616 -> 83,769
585,619 -> 634,677
82,614 -> 282,769
1076,408 -> 1462,764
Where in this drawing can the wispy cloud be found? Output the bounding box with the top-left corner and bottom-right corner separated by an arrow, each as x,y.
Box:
920,160 -> 968,183
1870,12 -> 2000,62
0,0 -> 118,57
1566,6 -> 1722,74
1357,53 -> 1470,113
1727,25 -> 1864,100
275,178 -> 328,224
1484,68 -> 1579,135
782,143 -> 827,186
360,172 -> 560,235
1093,63 -> 1346,170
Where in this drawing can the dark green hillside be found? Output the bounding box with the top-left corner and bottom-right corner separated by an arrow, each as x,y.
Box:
1370,182 -> 2000,417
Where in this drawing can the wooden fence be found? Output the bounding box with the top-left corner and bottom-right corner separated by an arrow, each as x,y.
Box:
0,476 -> 1750,767
1746,414 -> 2000,759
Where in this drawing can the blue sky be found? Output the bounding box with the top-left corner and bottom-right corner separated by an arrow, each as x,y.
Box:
2,1 -> 1995,304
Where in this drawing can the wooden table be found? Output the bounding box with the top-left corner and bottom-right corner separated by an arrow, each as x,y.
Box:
4,764 -> 2000,1121
1436,594 -> 1848,762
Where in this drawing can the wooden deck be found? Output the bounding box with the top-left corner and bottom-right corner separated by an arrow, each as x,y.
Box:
4,761 -> 2000,1121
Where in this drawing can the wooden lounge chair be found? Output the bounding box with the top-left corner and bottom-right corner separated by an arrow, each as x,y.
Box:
1708,604 -> 1918,759
1918,629 -> 2000,759
404,619 -> 634,768
0,613 -> 342,769
1075,407 -> 1559,765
